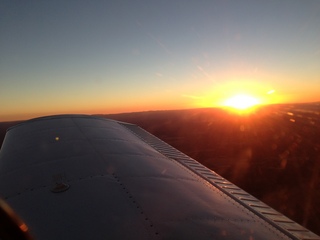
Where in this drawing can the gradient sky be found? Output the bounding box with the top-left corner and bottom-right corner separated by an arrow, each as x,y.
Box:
1,0 -> 320,121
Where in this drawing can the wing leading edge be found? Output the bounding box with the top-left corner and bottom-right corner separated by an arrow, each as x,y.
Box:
0,115 -> 318,240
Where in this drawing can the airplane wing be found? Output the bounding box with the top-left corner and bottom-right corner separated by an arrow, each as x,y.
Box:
0,115 -> 319,240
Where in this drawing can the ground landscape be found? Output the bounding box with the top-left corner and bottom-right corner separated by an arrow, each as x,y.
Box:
0,102 -> 319,235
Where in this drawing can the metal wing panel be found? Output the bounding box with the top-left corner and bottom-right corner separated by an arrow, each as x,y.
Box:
0,115 -> 318,240
118,175 -> 290,239
120,121 -> 320,240
5,175 -> 153,240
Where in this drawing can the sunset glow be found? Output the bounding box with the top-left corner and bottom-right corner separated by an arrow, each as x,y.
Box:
223,94 -> 260,110
0,1 -> 319,121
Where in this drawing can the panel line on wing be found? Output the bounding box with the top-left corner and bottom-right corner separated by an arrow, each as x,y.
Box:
118,121 -> 320,240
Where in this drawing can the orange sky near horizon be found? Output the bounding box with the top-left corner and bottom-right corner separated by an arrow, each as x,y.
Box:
1,1 -> 319,122
1,79 -> 319,122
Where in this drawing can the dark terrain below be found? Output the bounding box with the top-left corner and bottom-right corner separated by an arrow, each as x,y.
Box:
1,103 -> 319,235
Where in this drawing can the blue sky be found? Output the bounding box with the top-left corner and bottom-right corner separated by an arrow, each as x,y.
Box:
1,0 -> 320,121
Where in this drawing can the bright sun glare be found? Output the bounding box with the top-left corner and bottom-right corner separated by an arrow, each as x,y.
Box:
224,94 -> 260,110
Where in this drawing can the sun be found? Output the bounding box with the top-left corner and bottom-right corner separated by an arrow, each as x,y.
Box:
223,94 -> 260,110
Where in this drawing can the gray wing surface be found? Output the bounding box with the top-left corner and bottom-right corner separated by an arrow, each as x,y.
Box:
0,115 -> 318,240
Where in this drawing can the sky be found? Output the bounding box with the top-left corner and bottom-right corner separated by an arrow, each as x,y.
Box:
1,0 -> 320,121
